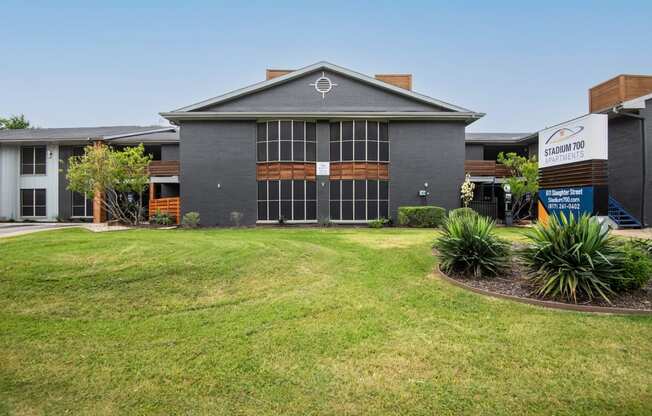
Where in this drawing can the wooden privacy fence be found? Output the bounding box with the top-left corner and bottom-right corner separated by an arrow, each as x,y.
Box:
149,197 -> 180,224
464,160 -> 511,177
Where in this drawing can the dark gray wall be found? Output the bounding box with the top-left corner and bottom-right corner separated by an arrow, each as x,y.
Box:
389,121 -> 466,221
609,117 -> 643,221
161,144 -> 179,160
58,145 -> 75,219
643,99 -> 652,226
465,143 -> 483,160
199,70 -> 449,113
180,121 -> 257,226
316,121 -> 330,223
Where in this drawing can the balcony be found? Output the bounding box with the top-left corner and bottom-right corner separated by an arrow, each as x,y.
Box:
464,160 -> 511,178
148,160 -> 180,177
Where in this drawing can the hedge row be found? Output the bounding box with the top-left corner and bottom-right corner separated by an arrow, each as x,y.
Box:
397,206 -> 447,228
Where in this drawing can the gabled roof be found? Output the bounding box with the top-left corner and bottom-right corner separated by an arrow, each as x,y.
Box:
0,126 -> 177,143
166,61 -> 480,114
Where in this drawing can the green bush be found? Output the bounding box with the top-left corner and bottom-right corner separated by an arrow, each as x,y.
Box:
611,242 -> 652,292
520,213 -> 620,303
368,218 -> 390,229
151,210 -> 173,226
182,211 -> 200,228
434,214 -> 510,278
449,207 -> 477,220
398,206 -> 446,228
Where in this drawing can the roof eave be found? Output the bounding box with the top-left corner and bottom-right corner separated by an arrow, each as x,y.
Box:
160,111 -> 485,124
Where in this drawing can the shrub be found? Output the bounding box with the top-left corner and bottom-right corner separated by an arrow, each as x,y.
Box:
449,207 -> 477,220
520,213 -> 620,303
434,214 -> 510,278
368,218 -> 390,229
151,210 -> 173,226
398,206 -> 446,228
629,238 -> 652,257
182,211 -> 200,228
611,242 -> 652,292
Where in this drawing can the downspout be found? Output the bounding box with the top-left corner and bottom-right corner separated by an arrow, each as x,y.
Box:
612,106 -> 647,227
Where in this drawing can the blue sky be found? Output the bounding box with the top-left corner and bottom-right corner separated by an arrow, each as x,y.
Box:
1,0 -> 650,132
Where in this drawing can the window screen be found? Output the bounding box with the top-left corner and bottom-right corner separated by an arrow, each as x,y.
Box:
329,121 -> 389,162
21,188 -> 46,217
329,180 -> 389,221
257,180 -> 317,222
256,121 -> 317,162
21,146 -> 46,175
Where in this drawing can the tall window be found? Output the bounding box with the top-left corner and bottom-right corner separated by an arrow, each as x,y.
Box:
330,121 -> 389,162
257,121 -> 316,162
72,192 -> 94,217
21,146 -> 46,175
70,146 -> 94,218
257,180 -> 317,221
21,189 -> 46,217
330,180 -> 389,221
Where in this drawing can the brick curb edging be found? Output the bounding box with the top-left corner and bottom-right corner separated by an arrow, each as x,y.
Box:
435,266 -> 652,316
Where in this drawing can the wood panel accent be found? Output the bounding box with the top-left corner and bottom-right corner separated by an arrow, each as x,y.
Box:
589,75 -> 652,112
464,160 -> 511,177
256,163 -> 316,180
374,74 -> 412,90
329,162 -> 389,180
149,197 -> 180,225
266,69 -> 294,80
539,160 -> 608,189
149,160 -> 180,176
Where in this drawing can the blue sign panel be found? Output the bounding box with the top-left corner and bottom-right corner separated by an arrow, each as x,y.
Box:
538,186 -> 594,219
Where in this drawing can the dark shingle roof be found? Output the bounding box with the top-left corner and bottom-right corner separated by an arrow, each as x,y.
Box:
465,132 -> 535,144
0,126 -> 177,143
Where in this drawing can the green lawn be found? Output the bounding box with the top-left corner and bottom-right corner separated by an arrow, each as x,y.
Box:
0,227 -> 650,415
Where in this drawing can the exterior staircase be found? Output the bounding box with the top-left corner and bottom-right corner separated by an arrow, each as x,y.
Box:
608,196 -> 642,229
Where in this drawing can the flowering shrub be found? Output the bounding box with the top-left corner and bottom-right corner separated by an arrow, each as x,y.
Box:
460,174 -> 475,207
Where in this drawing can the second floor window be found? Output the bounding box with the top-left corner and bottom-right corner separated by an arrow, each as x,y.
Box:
257,121 -> 316,162
21,145 -> 47,175
330,120 -> 389,163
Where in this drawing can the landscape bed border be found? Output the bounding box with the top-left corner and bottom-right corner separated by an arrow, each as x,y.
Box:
435,265 -> 652,316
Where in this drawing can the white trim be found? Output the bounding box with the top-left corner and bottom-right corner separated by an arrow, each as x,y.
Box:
150,176 -> 179,184
256,220 -> 318,224
169,61 -> 477,113
160,111 -> 483,123
103,127 -> 177,140
621,92 -> 652,110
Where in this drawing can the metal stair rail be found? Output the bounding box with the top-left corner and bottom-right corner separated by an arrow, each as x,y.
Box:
608,196 -> 642,228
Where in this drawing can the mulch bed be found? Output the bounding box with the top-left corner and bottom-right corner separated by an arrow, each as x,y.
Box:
438,245 -> 652,312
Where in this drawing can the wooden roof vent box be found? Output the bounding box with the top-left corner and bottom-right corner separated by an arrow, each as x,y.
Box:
589,74 -> 652,113
374,74 -> 413,90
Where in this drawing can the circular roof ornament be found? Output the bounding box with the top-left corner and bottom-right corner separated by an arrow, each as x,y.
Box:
310,72 -> 338,99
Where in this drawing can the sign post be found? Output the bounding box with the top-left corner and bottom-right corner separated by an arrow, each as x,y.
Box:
537,114 -> 608,223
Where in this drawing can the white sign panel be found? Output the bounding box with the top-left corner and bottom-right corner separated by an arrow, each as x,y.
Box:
316,162 -> 330,176
538,114 -> 608,169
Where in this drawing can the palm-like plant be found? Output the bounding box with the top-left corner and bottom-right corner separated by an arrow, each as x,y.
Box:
521,213 -> 619,303
434,214 -> 510,278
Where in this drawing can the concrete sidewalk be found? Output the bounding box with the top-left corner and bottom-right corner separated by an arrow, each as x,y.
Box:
0,223 -> 80,238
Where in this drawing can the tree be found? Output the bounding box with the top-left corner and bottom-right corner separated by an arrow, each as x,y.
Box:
497,152 -> 539,221
66,143 -> 152,225
0,114 -> 31,129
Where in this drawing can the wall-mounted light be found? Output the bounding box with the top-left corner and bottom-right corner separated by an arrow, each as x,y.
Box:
48,150 -> 53,159
424,182 -> 429,188
217,183 -> 221,189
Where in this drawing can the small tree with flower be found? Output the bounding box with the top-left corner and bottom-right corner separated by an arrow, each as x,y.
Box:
460,174 -> 475,207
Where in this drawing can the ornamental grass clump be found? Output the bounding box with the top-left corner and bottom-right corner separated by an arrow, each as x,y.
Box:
434,214 -> 510,278
520,213 -> 620,303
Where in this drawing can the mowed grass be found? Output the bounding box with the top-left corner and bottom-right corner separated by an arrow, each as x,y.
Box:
0,227 -> 650,415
